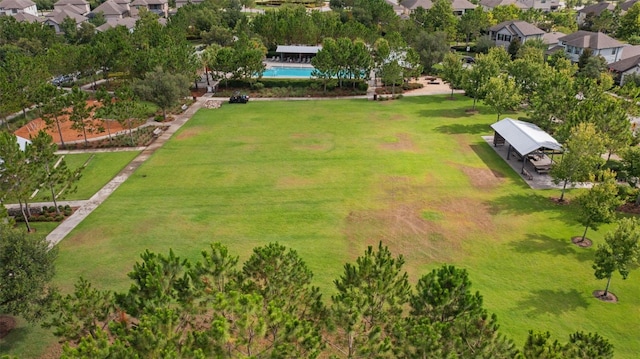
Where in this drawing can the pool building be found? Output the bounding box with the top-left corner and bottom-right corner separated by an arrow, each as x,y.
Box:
272,45 -> 322,63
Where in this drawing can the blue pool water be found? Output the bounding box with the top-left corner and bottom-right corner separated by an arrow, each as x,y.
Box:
261,67 -> 314,78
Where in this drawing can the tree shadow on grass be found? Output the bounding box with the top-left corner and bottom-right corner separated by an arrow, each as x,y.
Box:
515,288 -> 590,317
486,192 -> 577,227
510,233 -> 594,263
468,143 -> 529,188
0,326 -> 30,353
433,122 -> 491,134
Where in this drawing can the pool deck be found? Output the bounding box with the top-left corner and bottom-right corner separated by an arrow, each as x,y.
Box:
264,60 -> 313,69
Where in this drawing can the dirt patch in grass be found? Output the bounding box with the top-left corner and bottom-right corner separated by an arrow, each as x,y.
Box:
39,342 -> 63,359
0,316 -> 15,339
459,165 -> 505,190
175,128 -> 201,140
380,133 -> 417,152
593,290 -> 618,303
571,236 -> 593,248
276,176 -> 316,189
389,114 -> 407,121
291,133 -> 334,152
343,176 -> 476,270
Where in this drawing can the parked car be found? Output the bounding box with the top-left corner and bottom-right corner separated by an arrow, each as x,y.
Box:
51,74 -> 74,87
229,92 -> 249,104
461,56 -> 475,64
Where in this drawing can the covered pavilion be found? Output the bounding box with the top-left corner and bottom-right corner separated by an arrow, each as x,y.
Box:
274,45 -> 322,63
490,118 -> 563,177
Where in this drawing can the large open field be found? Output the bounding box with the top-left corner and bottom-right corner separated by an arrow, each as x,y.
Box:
4,95 -> 639,358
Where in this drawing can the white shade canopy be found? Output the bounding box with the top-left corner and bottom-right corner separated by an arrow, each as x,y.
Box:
491,118 -> 562,156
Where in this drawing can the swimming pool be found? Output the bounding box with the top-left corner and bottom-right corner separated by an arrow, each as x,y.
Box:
261,66 -> 314,78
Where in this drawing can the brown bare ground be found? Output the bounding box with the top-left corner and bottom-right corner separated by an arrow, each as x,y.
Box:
459,165 -> 506,190
14,101 -> 130,144
379,133 -> 417,152
343,173 -> 496,279
175,127 -> 201,140
0,315 -> 15,339
276,176 -> 316,189
38,342 -> 63,359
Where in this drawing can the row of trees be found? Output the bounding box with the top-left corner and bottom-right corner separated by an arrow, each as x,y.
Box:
0,131 -> 81,232
41,242 -> 614,358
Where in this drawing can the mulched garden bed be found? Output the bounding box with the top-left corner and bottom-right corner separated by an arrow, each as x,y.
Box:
593,290 -> 618,303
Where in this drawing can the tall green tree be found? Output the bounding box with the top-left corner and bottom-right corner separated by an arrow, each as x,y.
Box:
618,2 -> 640,40
134,67 -> 190,121
574,169 -> 622,243
523,331 -> 614,359
483,74 -> 522,121
0,132 -> 35,232
457,8 -> 491,44
424,0 -> 458,39
67,87 -> 99,148
330,242 -> 411,358
29,131 -> 81,214
440,52 -> 465,99
0,226 -> 57,321
550,123 -> 605,201
593,217 -> 640,298
462,51 -> 501,111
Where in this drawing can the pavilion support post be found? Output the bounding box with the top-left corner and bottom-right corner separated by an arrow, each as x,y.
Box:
521,157 -> 526,172
507,144 -> 512,160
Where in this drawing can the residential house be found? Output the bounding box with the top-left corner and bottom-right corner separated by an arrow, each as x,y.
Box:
175,0 -> 204,9
480,0 -> 527,11
557,31 -> 624,64
620,0 -> 640,12
53,0 -> 89,14
517,0 -> 560,11
13,11 -> 39,22
0,0 -> 37,16
43,5 -> 88,32
401,0 -> 476,16
488,20 -> 545,47
576,2 -> 615,26
91,0 -> 128,20
542,31 -> 565,49
609,54 -> 640,85
384,0 -> 408,16
96,16 -> 137,32
130,0 -> 167,17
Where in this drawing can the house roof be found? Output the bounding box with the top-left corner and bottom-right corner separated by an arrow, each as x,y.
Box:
491,118 -> 562,156
130,0 -> 146,5
609,54 -> 640,72
13,12 -> 40,22
480,0 -> 527,9
401,0 -> 432,10
54,0 -> 88,6
489,20 -> 544,37
144,0 -> 167,5
92,0 -> 126,15
559,31 -> 624,50
577,1 -> 615,15
621,45 -> 640,60
0,0 -> 35,9
451,0 -> 475,10
384,0 -> 407,12
96,16 -> 136,31
542,31 -> 566,45
620,0 -> 640,11
45,6 -> 87,24
276,45 -> 322,54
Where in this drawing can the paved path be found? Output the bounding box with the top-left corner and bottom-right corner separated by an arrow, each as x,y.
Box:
39,95 -> 209,247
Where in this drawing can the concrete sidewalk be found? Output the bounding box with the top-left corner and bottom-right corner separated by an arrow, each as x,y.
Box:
26,95 -> 210,247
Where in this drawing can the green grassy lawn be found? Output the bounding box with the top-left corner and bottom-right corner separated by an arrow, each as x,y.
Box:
4,96 -> 639,358
29,151 -> 140,202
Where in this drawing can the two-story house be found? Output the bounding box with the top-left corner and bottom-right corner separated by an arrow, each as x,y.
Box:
53,0 -> 89,14
91,0 -> 129,20
557,31 -> 625,64
488,20 -> 545,47
401,0 -> 476,16
576,2 -> 615,26
0,0 -> 37,16
130,0 -> 167,17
